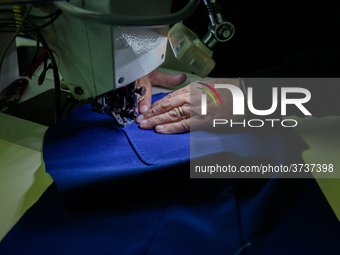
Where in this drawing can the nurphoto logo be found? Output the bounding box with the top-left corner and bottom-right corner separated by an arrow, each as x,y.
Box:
197,82 -> 311,128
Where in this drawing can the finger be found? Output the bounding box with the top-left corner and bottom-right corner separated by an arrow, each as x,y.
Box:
137,75 -> 152,113
139,104 -> 190,129
149,69 -> 187,87
155,119 -> 190,134
136,90 -> 189,123
150,84 -> 190,108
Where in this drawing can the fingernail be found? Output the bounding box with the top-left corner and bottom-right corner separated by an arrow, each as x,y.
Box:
156,125 -> 164,131
174,74 -> 186,84
140,105 -> 148,113
136,115 -> 144,123
140,120 -> 148,126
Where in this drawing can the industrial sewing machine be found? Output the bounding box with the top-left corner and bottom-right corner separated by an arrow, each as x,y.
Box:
0,0 -> 234,126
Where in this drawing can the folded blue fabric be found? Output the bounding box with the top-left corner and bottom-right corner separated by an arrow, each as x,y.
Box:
1,177 -> 339,254
42,93 -> 288,206
1,93 -> 339,255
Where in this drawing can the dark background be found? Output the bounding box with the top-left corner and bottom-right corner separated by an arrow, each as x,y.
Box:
172,0 -> 340,78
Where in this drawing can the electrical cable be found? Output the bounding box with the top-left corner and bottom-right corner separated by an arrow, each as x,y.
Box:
0,8 -> 59,19
32,34 -> 41,64
35,30 -> 62,123
36,4 -> 58,45
0,16 -> 62,123
26,26 -> 62,123
53,0 -> 200,26
29,9 -> 61,19
21,10 -> 62,32
0,10 -> 62,33
0,4 -> 33,78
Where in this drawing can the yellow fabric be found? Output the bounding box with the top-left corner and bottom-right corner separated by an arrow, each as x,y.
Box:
291,116 -> 340,221
0,139 -> 53,241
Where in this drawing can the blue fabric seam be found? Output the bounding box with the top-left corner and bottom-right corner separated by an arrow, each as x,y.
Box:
120,127 -> 161,165
120,127 -> 152,165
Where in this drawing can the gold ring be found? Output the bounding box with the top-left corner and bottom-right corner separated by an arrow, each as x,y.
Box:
177,106 -> 186,119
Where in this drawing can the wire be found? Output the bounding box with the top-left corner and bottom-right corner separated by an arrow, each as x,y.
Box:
0,15 -> 62,123
29,9 -> 61,19
13,10 -> 62,32
33,34 -> 41,61
53,0 -> 200,26
0,10 -> 62,33
23,10 -> 62,32
36,4 -> 58,44
0,5 -> 33,77
0,7 -> 59,19
35,30 -> 62,123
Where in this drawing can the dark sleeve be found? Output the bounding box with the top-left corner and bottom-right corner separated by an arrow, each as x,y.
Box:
242,44 -> 340,117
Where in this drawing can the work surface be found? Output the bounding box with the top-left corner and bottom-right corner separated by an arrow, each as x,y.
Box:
0,69 -> 340,249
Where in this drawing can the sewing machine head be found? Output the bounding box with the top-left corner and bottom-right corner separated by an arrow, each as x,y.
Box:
28,0 -> 171,126
2,0 -> 232,126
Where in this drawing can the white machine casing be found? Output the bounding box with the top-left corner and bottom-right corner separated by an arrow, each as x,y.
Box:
30,0 -> 171,99
168,22 -> 215,78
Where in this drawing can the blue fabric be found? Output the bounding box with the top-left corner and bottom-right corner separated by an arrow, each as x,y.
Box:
42,93 -> 281,206
1,179 -> 339,254
1,93 -> 339,254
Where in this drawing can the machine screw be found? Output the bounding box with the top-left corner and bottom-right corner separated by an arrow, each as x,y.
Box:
75,87 -> 84,95
118,77 -> 124,84
135,85 -> 146,96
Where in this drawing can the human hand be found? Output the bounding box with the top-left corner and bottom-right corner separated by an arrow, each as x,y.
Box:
136,78 -> 246,134
137,69 -> 187,113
